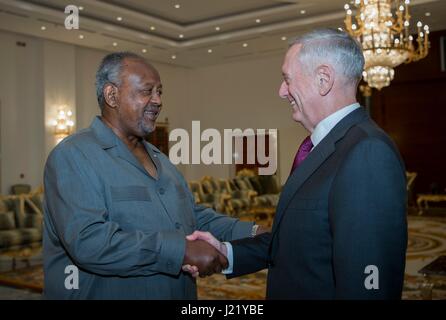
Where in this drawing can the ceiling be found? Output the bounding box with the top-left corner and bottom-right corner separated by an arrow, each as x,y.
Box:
0,0 -> 445,67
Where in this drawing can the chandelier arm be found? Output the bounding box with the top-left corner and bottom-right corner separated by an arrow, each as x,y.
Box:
357,17 -> 365,31
404,2 -> 411,27
391,9 -> 404,34
344,16 -> 353,34
355,8 -> 364,33
417,29 -> 423,58
390,25 -> 403,34
424,34 -> 429,58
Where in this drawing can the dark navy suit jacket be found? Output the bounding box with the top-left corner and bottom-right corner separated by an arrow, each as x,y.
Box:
229,107 -> 407,299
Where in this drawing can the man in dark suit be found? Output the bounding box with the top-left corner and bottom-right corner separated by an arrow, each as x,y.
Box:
186,28 -> 407,299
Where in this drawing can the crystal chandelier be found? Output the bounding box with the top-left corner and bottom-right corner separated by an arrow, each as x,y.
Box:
344,0 -> 429,90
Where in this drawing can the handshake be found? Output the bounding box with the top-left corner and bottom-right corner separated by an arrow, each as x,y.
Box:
182,231 -> 228,278
182,225 -> 269,278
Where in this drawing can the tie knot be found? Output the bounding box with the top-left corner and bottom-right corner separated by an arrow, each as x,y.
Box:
290,135 -> 313,174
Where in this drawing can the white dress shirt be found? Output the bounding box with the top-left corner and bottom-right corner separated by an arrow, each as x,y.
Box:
222,102 -> 361,274
310,103 -> 360,149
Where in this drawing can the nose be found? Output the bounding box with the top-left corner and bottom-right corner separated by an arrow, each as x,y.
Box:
279,81 -> 288,99
150,91 -> 162,105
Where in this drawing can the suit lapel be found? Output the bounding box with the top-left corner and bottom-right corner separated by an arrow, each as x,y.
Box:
272,138 -> 335,235
271,107 -> 369,236
116,141 -> 153,178
90,116 -> 153,179
143,141 -> 162,175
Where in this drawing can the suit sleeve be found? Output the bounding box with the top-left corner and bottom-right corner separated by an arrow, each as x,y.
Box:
193,203 -> 254,241
225,232 -> 271,278
330,138 -> 407,299
44,143 -> 185,277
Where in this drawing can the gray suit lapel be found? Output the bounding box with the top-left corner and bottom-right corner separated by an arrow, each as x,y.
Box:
271,107 -> 369,236
143,141 -> 162,174
90,116 -> 153,179
115,141 -> 153,178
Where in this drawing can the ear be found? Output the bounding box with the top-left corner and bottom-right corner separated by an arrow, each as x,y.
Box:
316,64 -> 334,96
103,83 -> 119,108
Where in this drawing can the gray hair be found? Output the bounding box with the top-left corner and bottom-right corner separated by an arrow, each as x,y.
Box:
290,28 -> 364,86
95,51 -> 144,110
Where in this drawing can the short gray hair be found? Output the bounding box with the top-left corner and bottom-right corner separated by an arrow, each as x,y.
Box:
95,51 -> 143,110
291,28 -> 364,85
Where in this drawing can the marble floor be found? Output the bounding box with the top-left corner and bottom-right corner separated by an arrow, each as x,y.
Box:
402,216 -> 446,299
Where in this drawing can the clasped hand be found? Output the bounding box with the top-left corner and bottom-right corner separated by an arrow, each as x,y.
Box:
182,231 -> 227,278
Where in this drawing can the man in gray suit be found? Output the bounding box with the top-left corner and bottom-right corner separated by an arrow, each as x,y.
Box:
43,52 -> 265,299
187,28 -> 408,299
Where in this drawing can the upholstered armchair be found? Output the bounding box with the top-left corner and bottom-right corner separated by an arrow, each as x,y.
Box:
188,181 -> 206,205
236,168 -> 256,178
10,184 -> 31,195
200,176 -> 232,214
233,177 -> 259,205
219,179 -> 252,217
406,171 -> 417,206
0,187 -> 43,251
406,172 -> 417,191
188,180 -> 225,211
234,170 -> 281,208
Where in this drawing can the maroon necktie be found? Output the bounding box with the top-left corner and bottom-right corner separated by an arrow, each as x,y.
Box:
290,135 -> 313,174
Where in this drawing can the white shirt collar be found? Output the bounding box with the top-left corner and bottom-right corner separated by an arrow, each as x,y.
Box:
311,103 -> 361,148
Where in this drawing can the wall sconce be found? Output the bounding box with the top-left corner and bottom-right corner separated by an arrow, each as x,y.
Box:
51,108 -> 75,144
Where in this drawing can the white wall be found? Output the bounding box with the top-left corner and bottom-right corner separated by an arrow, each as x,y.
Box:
43,41 -> 76,157
75,46 -> 106,130
0,32 -> 45,194
180,55 -> 308,185
0,30 -> 308,193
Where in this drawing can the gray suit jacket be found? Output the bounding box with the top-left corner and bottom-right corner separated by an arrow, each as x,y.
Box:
43,116 -> 253,299
230,107 -> 407,299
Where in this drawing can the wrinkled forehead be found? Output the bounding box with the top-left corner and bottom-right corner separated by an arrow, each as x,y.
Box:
121,58 -> 161,86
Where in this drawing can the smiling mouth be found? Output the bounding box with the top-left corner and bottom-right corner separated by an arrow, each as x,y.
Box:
144,109 -> 159,121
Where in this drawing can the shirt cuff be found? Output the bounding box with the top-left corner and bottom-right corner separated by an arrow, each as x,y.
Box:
221,242 -> 234,274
